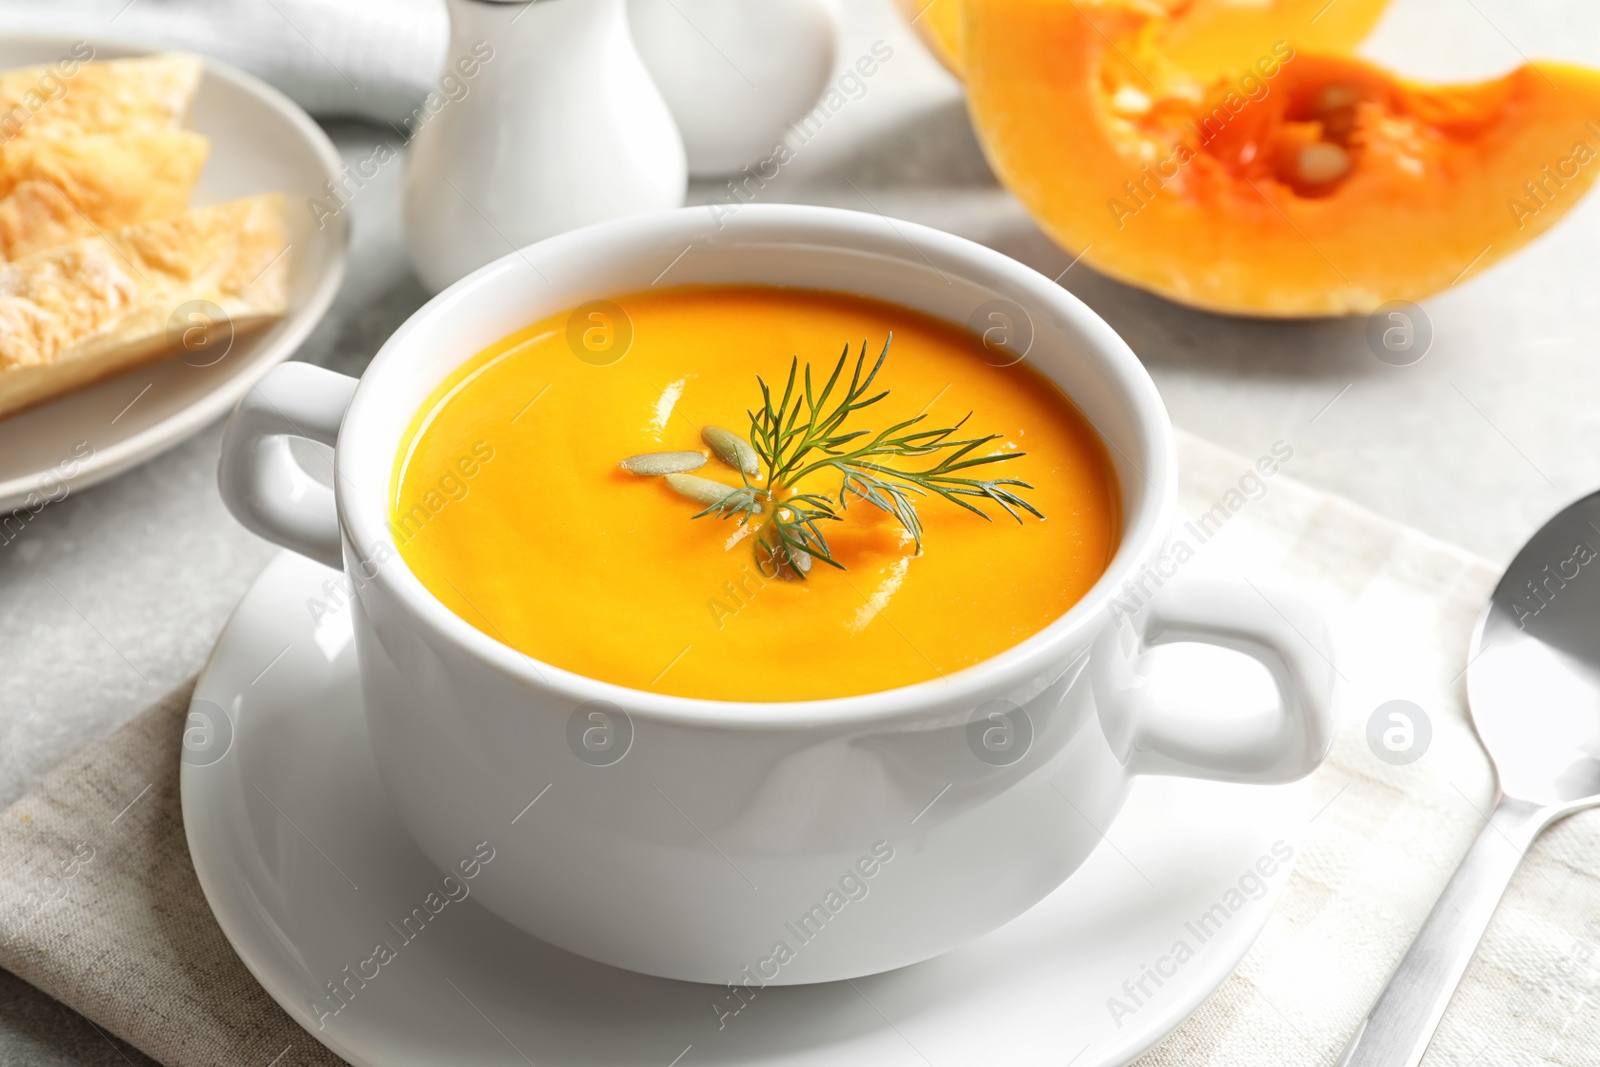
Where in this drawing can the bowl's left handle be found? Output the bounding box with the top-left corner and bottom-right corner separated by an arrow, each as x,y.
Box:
218,362 -> 358,571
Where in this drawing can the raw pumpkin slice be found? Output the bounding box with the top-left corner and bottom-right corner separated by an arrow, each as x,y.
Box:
897,0 -> 1390,81
966,0 -> 1600,315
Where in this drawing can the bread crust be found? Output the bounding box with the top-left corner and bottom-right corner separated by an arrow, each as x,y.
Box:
0,130 -> 210,260
0,53 -> 203,144
0,192 -> 290,418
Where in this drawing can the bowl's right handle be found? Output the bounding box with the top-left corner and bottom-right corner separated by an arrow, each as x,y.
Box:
218,362 -> 357,571
1092,577 -> 1338,784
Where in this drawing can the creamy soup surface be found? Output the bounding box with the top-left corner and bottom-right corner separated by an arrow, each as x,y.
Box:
392,286 -> 1120,702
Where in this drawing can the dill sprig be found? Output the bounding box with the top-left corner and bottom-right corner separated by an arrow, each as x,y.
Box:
695,334 -> 1043,579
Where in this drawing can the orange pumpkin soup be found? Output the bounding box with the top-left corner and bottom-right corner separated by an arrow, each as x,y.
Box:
391,286 -> 1119,702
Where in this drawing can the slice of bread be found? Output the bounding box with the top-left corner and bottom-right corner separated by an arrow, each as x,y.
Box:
0,130 -> 210,260
0,52 -> 204,143
0,192 -> 289,419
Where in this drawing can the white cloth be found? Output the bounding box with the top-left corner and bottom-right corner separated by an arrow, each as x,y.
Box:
0,0 -> 448,123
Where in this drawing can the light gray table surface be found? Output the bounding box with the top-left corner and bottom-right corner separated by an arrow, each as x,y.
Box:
5,0 -> 1600,1062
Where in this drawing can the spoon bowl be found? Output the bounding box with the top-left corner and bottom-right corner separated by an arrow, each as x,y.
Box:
1469,489 -> 1600,805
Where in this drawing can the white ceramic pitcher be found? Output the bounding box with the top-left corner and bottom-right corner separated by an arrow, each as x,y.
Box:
629,0 -> 839,176
403,0 -> 687,294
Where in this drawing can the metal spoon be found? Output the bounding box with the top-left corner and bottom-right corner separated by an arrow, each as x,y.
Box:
1338,491 -> 1600,1067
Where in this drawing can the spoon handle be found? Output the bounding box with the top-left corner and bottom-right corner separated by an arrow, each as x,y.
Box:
1336,795 -> 1550,1067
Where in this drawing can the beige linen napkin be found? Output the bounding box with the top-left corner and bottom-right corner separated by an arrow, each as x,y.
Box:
0,681 -> 343,1066
0,429 -> 1595,1066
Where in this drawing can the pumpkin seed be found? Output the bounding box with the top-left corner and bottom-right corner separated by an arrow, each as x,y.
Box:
1296,142 -> 1351,185
619,450 -> 706,476
701,426 -> 760,477
665,472 -> 742,506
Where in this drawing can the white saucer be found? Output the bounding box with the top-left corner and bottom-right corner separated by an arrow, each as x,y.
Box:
0,36 -> 347,513
183,552 -> 1307,1067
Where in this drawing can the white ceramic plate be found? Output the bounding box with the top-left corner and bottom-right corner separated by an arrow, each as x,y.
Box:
0,36 -> 347,513
183,551 -> 1308,1067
